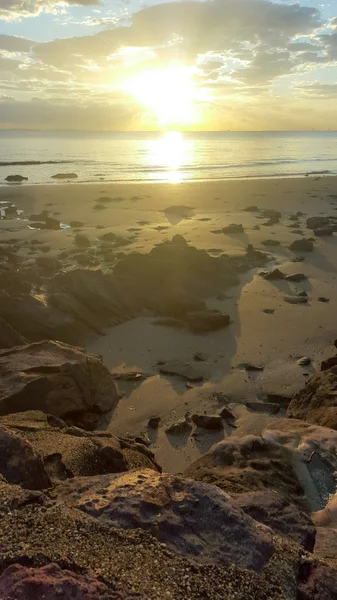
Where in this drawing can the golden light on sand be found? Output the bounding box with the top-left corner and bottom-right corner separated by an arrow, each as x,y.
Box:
122,66 -> 198,127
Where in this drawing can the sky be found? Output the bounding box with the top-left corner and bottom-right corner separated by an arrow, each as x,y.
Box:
0,0 -> 337,130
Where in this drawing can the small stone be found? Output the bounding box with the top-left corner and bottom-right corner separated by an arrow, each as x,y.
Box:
192,414 -> 223,430
219,406 -> 236,421
165,418 -> 192,435
238,363 -> 264,372
262,268 -> 285,280
194,352 -> 207,362
74,234 -> 91,248
284,296 -> 308,304
148,416 -> 161,429
261,239 -> 280,247
318,297 -> 330,303
298,357 -> 311,366
222,224 -> 244,234
263,308 -> 275,314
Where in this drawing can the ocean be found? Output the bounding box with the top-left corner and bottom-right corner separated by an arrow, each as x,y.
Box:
1,130 -> 337,185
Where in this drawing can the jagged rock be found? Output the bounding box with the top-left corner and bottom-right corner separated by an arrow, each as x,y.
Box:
0,318 -> 26,349
306,216 -> 330,230
0,563 -> 110,600
0,425 -> 51,490
265,393 -> 292,408
165,417 -> 192,435
289,239 -> 314,252
192,414 -> 223,429
261,268 -> 285,280
53,470 -> 274,570
0,411 -> 160,482
321,356 -> 337,371
287,366 -> 337,429
219,406 -> 236,421
245,402 -> 280,414
297,561 -> 337,600
51,172 -> 78,179
284,296 -> 308,304
235,490 -> 315,550
5,175 -> 28,182
222,224 -> 244,233
159,361 -> 203,381
0,341 -> 119,430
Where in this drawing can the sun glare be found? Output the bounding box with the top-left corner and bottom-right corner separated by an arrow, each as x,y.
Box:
122,66 -> 198,127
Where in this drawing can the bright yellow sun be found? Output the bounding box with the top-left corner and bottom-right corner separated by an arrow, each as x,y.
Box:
122,65 -> 198,127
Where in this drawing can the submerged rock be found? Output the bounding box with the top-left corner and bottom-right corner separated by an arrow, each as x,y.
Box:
5,174 -> 28,182
51,172 -> 78,179
0,341 -> 119,430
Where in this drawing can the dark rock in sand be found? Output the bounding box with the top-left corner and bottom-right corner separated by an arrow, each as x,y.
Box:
219,406 -> 236,421
287,366 -> 337,429
183,310 -> 230,333
289,239 -> 314,252
263,308 -> 275,314
148,416 -> 161,429
321,356 -> 337,371
31,217 -> 60,230
238,363 -> 264,372
235,490 -> 315,551
112,371 -> 146,382
165,417 -> 192,435
261,268 -> 285,280
35,256 -> 62,271
159,361 -> 203,382
262,209 -> 282,220
0,318 -> 26,349
284,296 -> 308,304
0,563 -> 110,600
243,205 -> 259,212
192,414 -> 223,430
51,172 -> 78,179
265,393 -> 292,408
0,411 -> 159,481
261,239 -> 280,247
298,357 -> 311,367
318,297 -> 329,303
69,220 -> 84,227
53,469 -> 274,570
0,341 -> 119,430
74,234 -> 91,248
0,425 -> 51,490
245,402 -> 280,415
5,175 -> 28,182
222,223 -> 244,234
314,227 -> 334,236
306,216 -> 330,230
194,352 -> 207,362
286,273 -> 308,282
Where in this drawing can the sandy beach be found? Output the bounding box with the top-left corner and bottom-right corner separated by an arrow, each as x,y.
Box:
1,175 -> 337,470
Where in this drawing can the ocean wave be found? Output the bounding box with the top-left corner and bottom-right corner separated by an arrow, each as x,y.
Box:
0,160 -> 72,166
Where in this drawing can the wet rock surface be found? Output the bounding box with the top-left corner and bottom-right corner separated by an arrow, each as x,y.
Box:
287,366 -> 337,429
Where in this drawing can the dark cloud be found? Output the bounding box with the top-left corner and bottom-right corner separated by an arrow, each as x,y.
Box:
0,34 -> 34,52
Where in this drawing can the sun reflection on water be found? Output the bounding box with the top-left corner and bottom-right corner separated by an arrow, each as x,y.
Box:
151,131 -> 187,183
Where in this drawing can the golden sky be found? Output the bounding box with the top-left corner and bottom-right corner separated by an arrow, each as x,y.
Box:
0,0 -> 337,130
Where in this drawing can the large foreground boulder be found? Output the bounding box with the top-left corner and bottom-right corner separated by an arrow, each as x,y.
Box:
0,411 -> 160,482
287,366 -> 337,429
0,341 -> 119,429
53,469 -> 274,571
0,425 -> 51,490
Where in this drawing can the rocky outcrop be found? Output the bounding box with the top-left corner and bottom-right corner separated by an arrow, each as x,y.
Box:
53,469 -> 274,571
0,341 -> 119,430
0,411 -> 160,482
51,172 -> 78,179
5,175 -> 28,182
0,425 -> 51,490
287,366 -> 337,429
0,318 -> 26,349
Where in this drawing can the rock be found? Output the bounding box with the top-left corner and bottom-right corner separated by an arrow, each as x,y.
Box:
298,357 -> 311,366
69,220 -> 84,227
287,366 -> 337,429
51,172 -> 78,179
286,273 -> 308,282
0,563 -> 110,600
5,175 -> 28,182
192,414 -> 223,429
112,372 -> 146,382
148,416 -> 161,429
159,361 -> 204,381
0,341 -> 119,430
263,308 -> 275,314
289,239 -> 314,252
284,295 -> 308,304
261,209 -> 281,220
219,406 -> 236,421
265,394 -> 292,408
237,363 -> 264,371
245,402 -> 280,415
183,310 -> 230,333
74,234 -> 91,248
297,561 -> 337,600
318,297 -> 330,303
165,417 -> 192,435
222,224 -> 244,233
0,425 -> 51,490
53,470 -> 274,570
243,205 -> 259,212
306,216 -> 330,230
261,239 -> 280,246
35,256 -> 62,271
186,434 -> 305,507
0,411 -> 160,481
235,490 -> 315,550
321,356 -> 337,371
0,318 -> 26,349
314,227 -> 334,236
262,268 -> 285,280
194,352 -> 207,362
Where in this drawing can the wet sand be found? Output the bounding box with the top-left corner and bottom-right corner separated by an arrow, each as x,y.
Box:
2,176 -> 337,471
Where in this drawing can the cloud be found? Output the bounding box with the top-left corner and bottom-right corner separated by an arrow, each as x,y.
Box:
0,34 -> 34,52
0,0 -> 99,21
